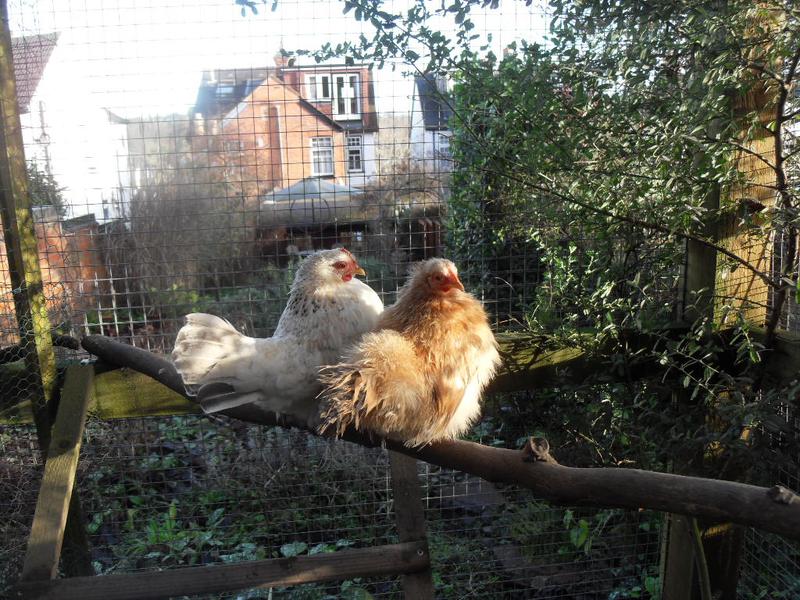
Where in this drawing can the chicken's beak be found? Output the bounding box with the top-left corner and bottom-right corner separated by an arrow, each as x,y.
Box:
354,266 -> 367,278
448,273 -> 465,292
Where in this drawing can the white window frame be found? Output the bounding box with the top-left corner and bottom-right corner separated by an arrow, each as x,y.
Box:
333,73 -> 360,120
223,139 -> 244,153
346,135 -> 363,173
305,74 -> 332,102
310,137 -> 334,176
435,132 -> 451,157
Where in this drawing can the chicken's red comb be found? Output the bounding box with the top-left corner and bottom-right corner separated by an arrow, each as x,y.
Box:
339,248 -> 356,262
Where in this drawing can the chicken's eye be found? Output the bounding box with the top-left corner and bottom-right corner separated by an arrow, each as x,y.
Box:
333,261 -> 347,270
433,274 -> 444,281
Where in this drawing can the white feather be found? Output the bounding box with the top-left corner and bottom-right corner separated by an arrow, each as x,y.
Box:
171,250 -> 383,423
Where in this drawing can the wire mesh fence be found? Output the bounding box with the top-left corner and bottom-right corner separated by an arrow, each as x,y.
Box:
1,0 -> 799,598
72,415 -> 661,599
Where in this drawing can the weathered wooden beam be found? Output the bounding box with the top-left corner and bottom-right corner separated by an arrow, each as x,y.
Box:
0,367 -> 201,425
89,368 -> 201,419
21,365 -> 94,581
13,540 -> 429,600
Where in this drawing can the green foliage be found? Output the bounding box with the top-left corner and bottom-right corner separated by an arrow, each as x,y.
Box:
446,2 -> 755,317
81,261 -> 298,339
26,161 -> 66,216
439,0 -> 800,483
78,417 -> 399,596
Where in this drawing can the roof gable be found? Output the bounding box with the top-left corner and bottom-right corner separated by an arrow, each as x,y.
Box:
11,33 -> 59,114
194,67 -> 274,119
221,74 -> 342,131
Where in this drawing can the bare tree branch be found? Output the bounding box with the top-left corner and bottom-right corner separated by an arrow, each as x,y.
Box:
0,334 -> 79,365
81,335 -> 800,541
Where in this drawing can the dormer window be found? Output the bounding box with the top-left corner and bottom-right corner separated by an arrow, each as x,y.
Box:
304,72 -> 361,120
306,74 -> 332,101
333,74 -> 359,120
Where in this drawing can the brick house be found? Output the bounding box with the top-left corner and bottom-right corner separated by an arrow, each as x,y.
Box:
191,56 -> 379,202
0,208 -> 109,345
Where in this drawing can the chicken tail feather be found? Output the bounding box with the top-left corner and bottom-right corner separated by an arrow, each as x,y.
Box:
316,330 -> 423,440
172,313 -> 247,394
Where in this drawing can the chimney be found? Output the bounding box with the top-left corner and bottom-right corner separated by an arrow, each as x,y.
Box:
274,39 -> 289,75
274,51 -> 289,70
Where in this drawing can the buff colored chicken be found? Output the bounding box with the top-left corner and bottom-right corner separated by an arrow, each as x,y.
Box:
172,248 -> 383,424
318,258 -> 500,446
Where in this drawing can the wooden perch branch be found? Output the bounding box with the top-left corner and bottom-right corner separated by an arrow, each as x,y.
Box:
0,334 -> 80,365
80,335 -> 800,540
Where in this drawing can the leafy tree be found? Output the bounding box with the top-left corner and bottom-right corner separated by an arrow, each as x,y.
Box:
269,0 -> 800,477
26,161 -> 66,216
102,115 -> 267,337
446,1 -> 800,478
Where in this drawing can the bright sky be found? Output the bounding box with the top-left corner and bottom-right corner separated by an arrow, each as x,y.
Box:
9,0 -> 549,117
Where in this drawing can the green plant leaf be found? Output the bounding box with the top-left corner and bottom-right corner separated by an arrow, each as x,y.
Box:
280,541 -> 308,557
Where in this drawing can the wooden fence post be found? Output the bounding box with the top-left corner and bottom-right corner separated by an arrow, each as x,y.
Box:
0,0 -> 57,452
0,3 -> 94,577
664,8 -> 783,598
21,366 -> 95,581
388,452 -> 435,598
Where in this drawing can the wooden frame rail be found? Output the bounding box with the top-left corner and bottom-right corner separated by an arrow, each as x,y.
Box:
20,365 -> 94,581
11,364 -> 435,600
13,541 -> 430,600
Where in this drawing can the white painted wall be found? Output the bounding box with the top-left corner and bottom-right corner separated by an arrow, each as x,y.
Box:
18,31 -> 129,222
409,87 -> 452,174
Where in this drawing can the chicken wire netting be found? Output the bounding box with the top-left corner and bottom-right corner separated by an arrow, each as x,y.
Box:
0,0 -> 799,598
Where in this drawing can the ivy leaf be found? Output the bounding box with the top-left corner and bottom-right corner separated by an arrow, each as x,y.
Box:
280,541 -> 308,557
570,519 -> 590,549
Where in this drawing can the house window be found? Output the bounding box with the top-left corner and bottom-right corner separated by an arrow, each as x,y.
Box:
223,139 -> 244,152
306,74 -> 332,102
333,74 -> 359,119
310,137 -> 334,176
435,133 -> 451,159
347,135 -> 363,172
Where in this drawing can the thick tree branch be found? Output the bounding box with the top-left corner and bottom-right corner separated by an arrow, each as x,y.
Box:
81,335 -> 800,541
0,334 -> 80,365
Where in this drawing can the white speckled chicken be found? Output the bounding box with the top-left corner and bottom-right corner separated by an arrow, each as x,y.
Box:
171,248 -> 383,424
318,258 -> 500,446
